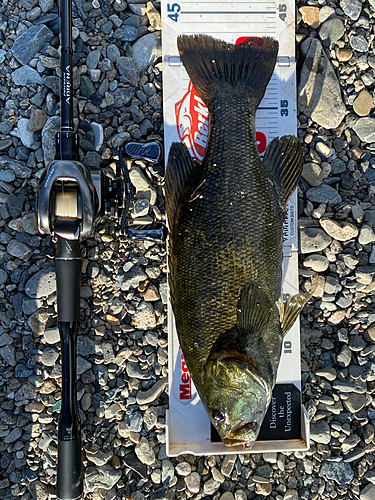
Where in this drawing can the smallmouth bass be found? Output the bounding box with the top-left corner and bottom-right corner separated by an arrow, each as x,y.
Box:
166,35 -> 309,449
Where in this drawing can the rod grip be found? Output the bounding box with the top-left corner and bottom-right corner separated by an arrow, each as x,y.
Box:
57,438 -> 83,500
55,238 -> 81,322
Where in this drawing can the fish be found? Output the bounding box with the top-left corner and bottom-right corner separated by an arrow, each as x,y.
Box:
165,34 -> 309,449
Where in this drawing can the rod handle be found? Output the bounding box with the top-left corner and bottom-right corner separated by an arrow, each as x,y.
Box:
57,438 -> 84,500
55,237 -> 81,322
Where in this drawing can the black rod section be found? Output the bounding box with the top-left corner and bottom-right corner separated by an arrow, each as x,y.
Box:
61,0 -> 73,132
57,0 -> 79,162
55,236 -> 83,500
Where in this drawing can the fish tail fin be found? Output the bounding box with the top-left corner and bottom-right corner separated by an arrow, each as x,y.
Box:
177,35 -> 279,109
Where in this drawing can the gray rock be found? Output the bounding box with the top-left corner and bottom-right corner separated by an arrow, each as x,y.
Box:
23,298 -> 43,315
185,472 -> 200,493
120,266 -> 148,291
135,437 -> 156,465
22,212 -> 39,235
7,240 -> 32,260
40,0 -> 54,12
360,484 -> 375,500
340,0 -> 362,20
115,25 -> 138,42
11,24 -> 54,65
85,465 -> 122,492
337,345 -> 352,367
113,87 -> 136,107
28,109 -> 47,132
132,199 -> 150,217
8,190 -> 26,217
93,364 -> 108,386
319,18 -> 345,46
0,269 -> 8,284
44,327 -> 59,345
300,228 -> 331,254
42,116 -> 60,164
106,44 -> 120,61
0,345 -> 16,366
11,66 -> 44,86
42,347 -> 59,366
126,361 -> 151,379
77,356 -> 92,375
86,49 -> 101,69
80,76 -> 96,98
320,461 -> 354,485
0,50 -> 5,64
131,301 -> 156,329
310,419 -> 331,444
4,427 -> 22,444
136,377 -> 168,405
306,184 -> 342,205
358,224 -> 375,245
343,393 -> 367,413
303,254 -> 329,272
132,32 -> 162,71
77,336 -> 96,356
0,156 -> 32,179
353,117 -> 375,143
25,268 -> 56,298
30,481 -> 48,500
116,57 -> 138,86
129,166 -> 157,204
298,38 -> 346,129
17,118 -> 34,149
126,411 -> 143,432
350,35 -> 369,53
87,450 -> 113,466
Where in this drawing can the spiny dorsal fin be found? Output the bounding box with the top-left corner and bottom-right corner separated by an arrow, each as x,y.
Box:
165,141 -> 198,227
237,283 -> 271,333
277,292 -> 311,337
263,135 -> 303,209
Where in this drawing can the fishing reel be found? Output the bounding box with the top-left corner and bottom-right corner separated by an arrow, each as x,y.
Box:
36,135 -> 167,243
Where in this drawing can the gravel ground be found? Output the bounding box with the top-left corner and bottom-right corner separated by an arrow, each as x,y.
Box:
1,0 -> 375,499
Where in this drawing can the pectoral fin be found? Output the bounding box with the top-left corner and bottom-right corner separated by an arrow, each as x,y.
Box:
262,135 -> 303,209
277,292 -> 311,337
237,283 -> 271,334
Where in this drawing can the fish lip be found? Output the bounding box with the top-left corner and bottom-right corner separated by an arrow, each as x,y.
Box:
222,422 -> 257,446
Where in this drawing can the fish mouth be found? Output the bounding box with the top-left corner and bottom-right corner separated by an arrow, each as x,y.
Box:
223,422 -> 256,446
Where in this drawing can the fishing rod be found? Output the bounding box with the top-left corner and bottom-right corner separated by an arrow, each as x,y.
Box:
36,1 -> 165,498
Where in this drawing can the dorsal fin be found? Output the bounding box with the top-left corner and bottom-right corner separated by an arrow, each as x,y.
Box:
165,141 -> 198,226
262,135 -> 303,209
165,142 -> 198,312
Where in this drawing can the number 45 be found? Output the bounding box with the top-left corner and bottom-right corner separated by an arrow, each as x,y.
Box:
168,3 -> 180,22
279,3 -> 287,21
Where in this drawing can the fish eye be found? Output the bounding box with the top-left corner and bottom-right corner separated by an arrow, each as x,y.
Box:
212,409 -> 225,422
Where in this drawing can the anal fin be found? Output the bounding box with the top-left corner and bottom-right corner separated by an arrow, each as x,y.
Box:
262,135 -> 303,209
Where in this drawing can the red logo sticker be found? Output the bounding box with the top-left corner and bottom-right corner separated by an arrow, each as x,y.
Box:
175,79 -> 268,161
175,81 -> 210,163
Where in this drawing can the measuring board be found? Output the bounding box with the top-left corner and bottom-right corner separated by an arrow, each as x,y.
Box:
161,0 -> 310,456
